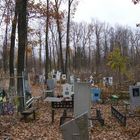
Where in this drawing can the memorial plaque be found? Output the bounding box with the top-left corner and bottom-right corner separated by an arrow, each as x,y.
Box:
74,82 -> 91,117
62,83 -> 73,98
61,112 -> 89,140
129,85 -> 140,110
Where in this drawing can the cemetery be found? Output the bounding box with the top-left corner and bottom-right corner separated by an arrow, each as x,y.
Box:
0,72 -> 140,140
1,0 -> 140,139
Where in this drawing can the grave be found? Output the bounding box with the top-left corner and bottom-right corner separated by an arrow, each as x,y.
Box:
56,71 -> 61,81
74,82 -> 91,117
89,109 -> 104,126
103,77 -> 113,87
62,83 -> 74,98
129,85 -> 140,110
70,75 -> 74,84
91,87 -> 101,102
43,79 -> 56,97
47,79 -> 56,90
111,106 -> 126,126
44,96 -> 74,123
61,112 -> 89,140
62,74 -> 66,80
39,74 -> 45,84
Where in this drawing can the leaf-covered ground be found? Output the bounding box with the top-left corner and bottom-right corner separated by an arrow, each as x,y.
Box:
0,85 -> 140,140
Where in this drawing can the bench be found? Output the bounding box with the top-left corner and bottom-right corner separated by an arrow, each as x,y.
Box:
21,107 -> 36,122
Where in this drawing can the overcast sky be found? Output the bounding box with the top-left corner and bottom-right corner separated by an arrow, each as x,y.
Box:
74,0 -> 140,27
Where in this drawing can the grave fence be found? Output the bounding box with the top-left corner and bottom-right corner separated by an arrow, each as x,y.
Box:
111,106 -> 126,126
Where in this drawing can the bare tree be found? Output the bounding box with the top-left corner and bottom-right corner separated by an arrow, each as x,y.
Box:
17,0 -> 28,112
54,0 -> 64,73
45,0 -> 49,80
9,0 -> 18,87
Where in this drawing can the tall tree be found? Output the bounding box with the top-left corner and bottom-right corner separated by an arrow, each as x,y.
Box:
45,0 -> 49,80
94,21 -> 103,76
54,0 -> 64,73
3,0 -> 11,73
17,0 -> 28,112
65,0 -> 74,75
9,0 -> 18,87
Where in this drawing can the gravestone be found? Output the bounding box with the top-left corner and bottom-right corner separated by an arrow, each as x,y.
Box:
61,112 -> 89,140
47,79 -> 56,90
39,75 -> 45,83
56,71 -> 61,81
70,75 -> 74,84
43,79 -> 56,97
91,87 -> 101,102
103,77 -> 113,87
74,82 -> 91,117
62,74 -> 67,80
62,83 -> 73,98
129,85 -> 140,110
136,82 -> 140,86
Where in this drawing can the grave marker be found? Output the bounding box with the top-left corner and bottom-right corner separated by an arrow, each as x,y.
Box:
74,82 -> 91,117
91,88 -> 101,102
62,74 -> 66,80
62,83 -> 74,98
129,85 -> 140,110
56,71 -> 61,81
47,79 -> 56,90
103,77 -> 113,87
70,75 -> 74,84
61,112 -> 89,140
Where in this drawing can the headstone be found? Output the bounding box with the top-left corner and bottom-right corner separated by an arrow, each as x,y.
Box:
103,77 -> 113,86
51,69 -> 55,77
62,74 -> 66,80
129,85 -> 140,110
70,75 -> 74,84
76,78 -> 80,83
47,79 -> 55,90
61,112 -> 89,140
52,74 -> 56,79
136,82 -> 140,86
91,88 -> 101,102
62,83 -> 73,98
39,75 -> 45,83
56,71 -> 61,81
74,82 -> 91,117
89,75 -> 94,85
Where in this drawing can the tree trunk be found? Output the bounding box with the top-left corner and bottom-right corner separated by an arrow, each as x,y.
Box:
3,22 -> 8,73
17,0 -> 27,112
65,0 -> 72,75
9,0 -> 18,87
54,0 -> 64,73
45,0 -> 49,81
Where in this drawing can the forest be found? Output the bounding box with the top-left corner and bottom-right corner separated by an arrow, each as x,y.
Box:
0,0 -> 140,86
